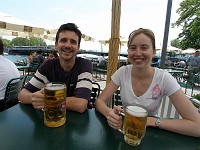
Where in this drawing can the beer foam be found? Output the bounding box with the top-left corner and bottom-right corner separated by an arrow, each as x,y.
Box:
45,84 -> 65,90
126,105 -> 147,117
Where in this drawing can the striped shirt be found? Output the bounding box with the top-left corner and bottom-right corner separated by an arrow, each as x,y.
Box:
24,57 -> 93,101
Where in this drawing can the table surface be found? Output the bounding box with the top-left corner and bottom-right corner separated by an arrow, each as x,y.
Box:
0,104 -> 199,150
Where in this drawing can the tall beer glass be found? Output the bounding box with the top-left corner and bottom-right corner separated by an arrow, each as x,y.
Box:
120,104 -> 148,146
44,82 -> 66,127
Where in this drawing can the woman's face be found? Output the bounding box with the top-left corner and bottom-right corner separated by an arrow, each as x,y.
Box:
127,33 -> 155,69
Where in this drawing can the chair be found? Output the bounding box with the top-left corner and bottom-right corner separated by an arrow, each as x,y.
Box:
0,75 -> 27,112
87,82 -> 101,109
158,94 -> 200,119
112,89 -> 122,108
158,96 -> 180,119
27,60 -> 40,76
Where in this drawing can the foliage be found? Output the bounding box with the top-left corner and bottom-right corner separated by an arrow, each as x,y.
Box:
8,37 -> 47,46
170,39 -> 181,49
2,38 -> 12,48
11,37 -> 30,46
192,93 -> 200,101
172,0 -> 200,49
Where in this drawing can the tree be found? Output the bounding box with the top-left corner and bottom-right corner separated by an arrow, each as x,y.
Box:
10,37 -> 47,46
2,38 -> 12,48
170,39 -> 181,48
29,37 -> 47,46
11,37 -> 30,46
172,0 -> 200,49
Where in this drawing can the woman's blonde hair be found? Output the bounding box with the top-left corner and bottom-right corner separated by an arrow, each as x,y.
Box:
127,28 -> 156,51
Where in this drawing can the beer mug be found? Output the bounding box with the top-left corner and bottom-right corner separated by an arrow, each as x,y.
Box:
119,104 -> 148,146
44,82 -> 66,127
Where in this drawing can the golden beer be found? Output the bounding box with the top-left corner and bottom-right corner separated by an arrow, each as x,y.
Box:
123,105 -> 148,146
44,83 -> 66,127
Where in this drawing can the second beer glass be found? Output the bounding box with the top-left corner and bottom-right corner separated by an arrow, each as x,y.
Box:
120,104 -> 148,146
44,82 -> 66,127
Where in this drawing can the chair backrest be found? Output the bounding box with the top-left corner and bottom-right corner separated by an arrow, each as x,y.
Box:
110,90 -> 200,118
158,95 -> 200,119
112,89 -> 122,108
3,75 -> 27,110
28,60 -> 40,75
87,82 -> 101,109
158,96 -> 181,119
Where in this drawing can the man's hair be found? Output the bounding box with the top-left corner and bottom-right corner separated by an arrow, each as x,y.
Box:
55,23 -> 82,46
0,38 -> 4,55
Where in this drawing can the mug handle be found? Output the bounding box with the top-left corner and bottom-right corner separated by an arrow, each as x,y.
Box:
118,111 -> 125,134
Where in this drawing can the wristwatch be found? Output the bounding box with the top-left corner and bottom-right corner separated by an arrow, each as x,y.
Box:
155,117 -> 161,128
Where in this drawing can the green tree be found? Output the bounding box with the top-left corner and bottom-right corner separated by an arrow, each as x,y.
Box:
11,37 -> 30,46
2,38 -> 12,48
170,39 -> 181,48
10,37 -> 47,46
29,37 -> 47,46
172,0 -> 200,49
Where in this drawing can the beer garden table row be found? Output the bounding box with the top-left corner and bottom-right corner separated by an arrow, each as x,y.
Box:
0,104 -> 199,150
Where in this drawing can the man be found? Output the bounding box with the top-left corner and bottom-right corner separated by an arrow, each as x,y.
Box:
18,23 -> 93,113
185,50 -> 200,69
0,38 -> 20,110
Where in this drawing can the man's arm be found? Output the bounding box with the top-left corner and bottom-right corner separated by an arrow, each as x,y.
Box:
18,88 -> 33,104
65,97 -> 88,113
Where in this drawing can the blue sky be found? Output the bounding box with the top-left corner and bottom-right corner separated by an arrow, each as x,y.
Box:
0,0 -> 183,52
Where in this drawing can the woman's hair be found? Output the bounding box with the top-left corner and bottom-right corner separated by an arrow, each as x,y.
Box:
127,28 -> 156,51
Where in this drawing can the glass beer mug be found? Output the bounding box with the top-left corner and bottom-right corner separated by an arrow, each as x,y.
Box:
119,104 -> 148,146
44,82 -> 66,127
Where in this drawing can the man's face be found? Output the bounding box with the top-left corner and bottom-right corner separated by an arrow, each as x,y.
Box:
55,31 -> 80,61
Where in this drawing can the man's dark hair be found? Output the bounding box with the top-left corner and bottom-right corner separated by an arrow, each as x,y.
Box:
0,38 -> 4,55
55,23 -> 82,46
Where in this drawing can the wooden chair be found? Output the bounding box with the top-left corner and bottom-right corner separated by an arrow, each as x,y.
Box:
0,75 -> 27,112
87,82 -> 101,109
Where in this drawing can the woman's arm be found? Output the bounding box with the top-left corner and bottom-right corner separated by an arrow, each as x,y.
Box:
95,81 -> 119,117
147,89 -> 200,137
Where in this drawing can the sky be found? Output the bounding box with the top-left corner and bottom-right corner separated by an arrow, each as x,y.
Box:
0,0 -> 183,52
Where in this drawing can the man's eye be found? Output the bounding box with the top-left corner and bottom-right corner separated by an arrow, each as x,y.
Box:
60,38 -> 66,42
70,40 -> 77,45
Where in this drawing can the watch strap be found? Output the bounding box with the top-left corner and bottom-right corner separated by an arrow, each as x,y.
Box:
155,117 -> 161,128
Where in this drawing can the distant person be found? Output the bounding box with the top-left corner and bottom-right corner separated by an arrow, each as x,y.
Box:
18,23 -> 93,113
0,38 -> 20,110
47,51 -> 59,60
27,51 -> 36,65
185,50 -> 200,69
95,28 -> 200,137
47,53 -> 54,59
52,51 -> 59,58
31,49 -> 44,65
177,60 -> 186,68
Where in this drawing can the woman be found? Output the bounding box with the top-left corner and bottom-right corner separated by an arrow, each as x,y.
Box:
95,28 -> 200,137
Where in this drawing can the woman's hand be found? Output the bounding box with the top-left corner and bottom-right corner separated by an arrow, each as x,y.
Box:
31,88 -> 44,109
107,106 -> 123,129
